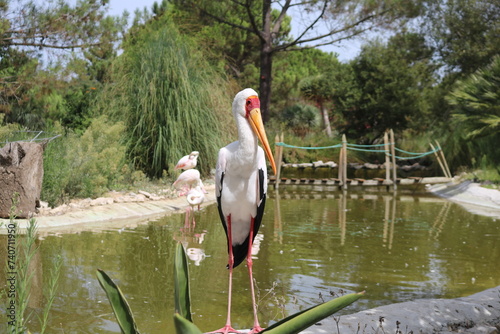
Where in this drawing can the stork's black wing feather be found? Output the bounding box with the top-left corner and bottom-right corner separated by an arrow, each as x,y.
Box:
216,171 -> 229,243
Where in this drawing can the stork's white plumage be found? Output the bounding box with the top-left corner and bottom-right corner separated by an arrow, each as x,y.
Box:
175,151 -> 199,170
211,88 -> 276,334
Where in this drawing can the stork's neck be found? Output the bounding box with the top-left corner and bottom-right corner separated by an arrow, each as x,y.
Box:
235,114 -> 258,161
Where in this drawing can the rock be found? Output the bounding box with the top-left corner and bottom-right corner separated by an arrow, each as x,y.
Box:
0,142 -> 45,218
139,190 -> 154,198
364,162 -> 380,169
90,197 -> 114,206
324,161 -> 337,168
79,198 -> 92,208
49,204 -> 69,216
312,160 -> 324,168
303,286 -> 500,334
135,194 -> 146,202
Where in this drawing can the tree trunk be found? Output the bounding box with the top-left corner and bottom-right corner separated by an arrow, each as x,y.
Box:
320,102 -> 333,137
259,46 -> 273,124
259,0 -> 273,124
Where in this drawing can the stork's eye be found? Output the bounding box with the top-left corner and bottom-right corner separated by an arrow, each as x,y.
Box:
246,100 -> 251,105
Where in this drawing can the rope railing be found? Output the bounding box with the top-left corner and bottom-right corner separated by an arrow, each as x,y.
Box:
275,141 -> 440,160
273,130 -> 452,190
275,142 -> 343,150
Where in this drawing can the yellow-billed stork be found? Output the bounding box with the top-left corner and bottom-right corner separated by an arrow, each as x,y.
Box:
211,88 -> 276,334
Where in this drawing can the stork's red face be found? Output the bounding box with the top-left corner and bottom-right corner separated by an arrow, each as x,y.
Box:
244,95 -> 277,175
245,95 -> 260,117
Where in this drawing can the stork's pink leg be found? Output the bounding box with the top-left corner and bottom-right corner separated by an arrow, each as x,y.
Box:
247,217 -> 264,334
208,214 -> 241,334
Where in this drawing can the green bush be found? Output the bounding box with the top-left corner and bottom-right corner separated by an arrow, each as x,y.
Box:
42,116 -> 130,206
280,104 -> 319,138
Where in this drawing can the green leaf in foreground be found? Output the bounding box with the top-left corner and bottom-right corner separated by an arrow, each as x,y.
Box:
96,269 -> 140,334
174,243 -> 192,322
174,313 -> 203,334
261,291 -> 364,334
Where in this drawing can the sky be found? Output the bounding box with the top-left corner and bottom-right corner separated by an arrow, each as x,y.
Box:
107,0 -> 362,62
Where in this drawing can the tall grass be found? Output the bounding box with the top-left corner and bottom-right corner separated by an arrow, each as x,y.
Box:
107,21 -> 235,178
4,198 -> 62,333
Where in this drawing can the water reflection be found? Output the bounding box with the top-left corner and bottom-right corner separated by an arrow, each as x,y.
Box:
2,187 -> 499,334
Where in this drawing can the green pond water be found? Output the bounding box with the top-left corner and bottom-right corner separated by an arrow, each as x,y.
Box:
2,185 -> 500,333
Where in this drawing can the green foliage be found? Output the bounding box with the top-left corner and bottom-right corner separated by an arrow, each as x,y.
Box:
173,313 -> 203,334
0,122 -> 21,141
448,56 -> 500,139
338,33 -> 436,143
4,217 -> 61,334
96,269 -> 141,334
422,0 -> 500,75
261,292 -> 364,333
437,56 -> 500,171
1,0 -> 127,132
174,241 -> 192,322
111,18 -> 234,178
1,0 -> 127,50
272,49 -> 339,115
280,104 -> 319,138
42,117 -> 129,206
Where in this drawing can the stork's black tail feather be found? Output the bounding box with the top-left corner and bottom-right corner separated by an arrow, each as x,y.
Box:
230,238 -> 250,269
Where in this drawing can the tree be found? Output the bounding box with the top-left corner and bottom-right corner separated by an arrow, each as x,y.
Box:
172,0 -> 422,122
421,0 -> 500,76
1,0 -> 127,50
0,0 -> 127,127
448,56 -> 500,140
280,103 -> 320,137
272,48 -> 338,115
300,75 -> 335,137
334,32 -> 436,142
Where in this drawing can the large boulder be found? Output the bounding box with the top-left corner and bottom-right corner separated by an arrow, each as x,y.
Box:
303,286 -> 500,334
0,142 -> 45,218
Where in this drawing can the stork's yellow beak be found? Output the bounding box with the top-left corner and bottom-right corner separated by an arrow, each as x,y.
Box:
248,108 -> 277,175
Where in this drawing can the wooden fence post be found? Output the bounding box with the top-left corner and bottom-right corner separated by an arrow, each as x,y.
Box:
274,133 -> 284,189
430,142 -> 449,178
435,140 -> 452,178
389,129 -> 397,191
384,131 -> 390,186
342,134 -> 348,190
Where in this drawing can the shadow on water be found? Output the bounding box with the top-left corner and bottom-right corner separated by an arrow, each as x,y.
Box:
1,186 -> 500,333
